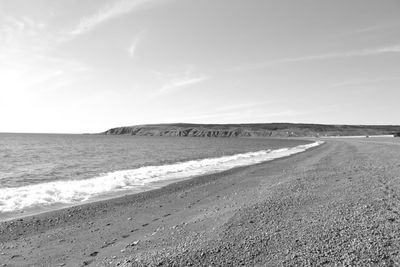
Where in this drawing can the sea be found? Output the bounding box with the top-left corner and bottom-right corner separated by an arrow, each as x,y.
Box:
0,133 -> 321,219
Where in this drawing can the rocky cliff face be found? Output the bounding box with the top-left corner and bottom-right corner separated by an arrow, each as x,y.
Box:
101,123 -> 400,138
103,126 -> 276,137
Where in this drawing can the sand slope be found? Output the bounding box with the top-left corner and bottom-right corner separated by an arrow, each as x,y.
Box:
1,138 -> 399,266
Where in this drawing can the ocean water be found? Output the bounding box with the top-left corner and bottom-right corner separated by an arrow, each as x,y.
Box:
0,133 -> 320,218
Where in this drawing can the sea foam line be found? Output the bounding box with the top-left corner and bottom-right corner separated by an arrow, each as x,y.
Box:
0,141 -> 323,213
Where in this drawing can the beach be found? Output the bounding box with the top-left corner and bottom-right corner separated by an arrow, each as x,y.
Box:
1,137 -> 399,266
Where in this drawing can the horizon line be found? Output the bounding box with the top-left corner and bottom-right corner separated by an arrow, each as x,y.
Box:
2,121 -> 400,135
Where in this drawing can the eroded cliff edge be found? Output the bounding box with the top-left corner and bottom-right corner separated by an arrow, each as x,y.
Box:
101,123 -> 400,137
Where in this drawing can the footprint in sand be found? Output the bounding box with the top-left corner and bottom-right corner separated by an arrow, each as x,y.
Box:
82,259 -> 94,266
89,251 -> 98,257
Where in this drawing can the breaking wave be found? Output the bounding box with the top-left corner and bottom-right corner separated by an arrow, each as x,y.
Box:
0,141 -> 323,213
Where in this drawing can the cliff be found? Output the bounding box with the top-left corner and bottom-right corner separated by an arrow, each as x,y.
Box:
101,123 -> 400,138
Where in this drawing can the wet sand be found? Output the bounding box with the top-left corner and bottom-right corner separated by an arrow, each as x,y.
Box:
1,138 -> 399,266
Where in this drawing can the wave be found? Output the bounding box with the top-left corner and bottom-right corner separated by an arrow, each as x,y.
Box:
0,141 -> 323,213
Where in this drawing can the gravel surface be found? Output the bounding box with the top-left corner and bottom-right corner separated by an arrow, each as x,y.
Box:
1,138 -> 399,266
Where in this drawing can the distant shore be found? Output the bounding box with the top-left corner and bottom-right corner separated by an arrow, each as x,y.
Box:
101,123 -> 400,138
1,137 -> 400,266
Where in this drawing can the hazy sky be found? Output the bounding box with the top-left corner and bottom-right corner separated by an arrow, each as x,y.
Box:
0,0 -> 399,133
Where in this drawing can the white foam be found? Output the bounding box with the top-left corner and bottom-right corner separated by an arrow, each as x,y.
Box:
0,141 -> 323,213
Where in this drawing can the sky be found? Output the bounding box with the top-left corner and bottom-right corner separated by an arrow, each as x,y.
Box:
0,0 -> 399,133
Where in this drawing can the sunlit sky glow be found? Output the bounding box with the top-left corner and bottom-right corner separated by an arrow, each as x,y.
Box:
0,0 -> 399,133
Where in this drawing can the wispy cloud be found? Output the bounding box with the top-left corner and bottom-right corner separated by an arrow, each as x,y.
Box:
0,14 -> 91,94
235,45 -> 400,71
329,77 -> 400,89
70,0 -> 168,37
152,66 -> 209,95
159,76 -> 208,94
128,30 -> 145,59
0,15 -> 50,48
341,23 -> 400,36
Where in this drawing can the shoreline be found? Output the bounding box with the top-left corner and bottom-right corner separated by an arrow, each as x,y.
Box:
1,138 -> 399,266
0,140 -> 323,241
0,139 -> 317,222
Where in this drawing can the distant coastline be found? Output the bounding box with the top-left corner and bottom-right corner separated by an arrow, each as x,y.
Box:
101,123 -> 400,138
